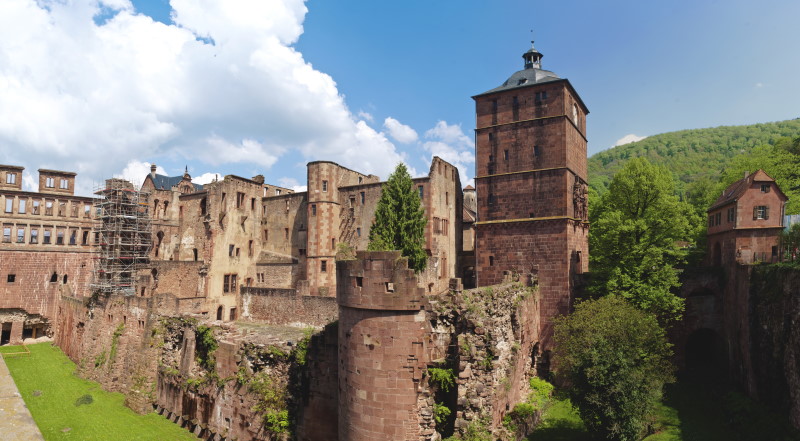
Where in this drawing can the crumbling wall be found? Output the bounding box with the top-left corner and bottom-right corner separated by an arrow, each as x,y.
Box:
240,287 -> 337,327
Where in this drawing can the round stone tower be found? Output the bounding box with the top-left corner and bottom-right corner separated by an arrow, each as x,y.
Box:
336,251 -> 432,441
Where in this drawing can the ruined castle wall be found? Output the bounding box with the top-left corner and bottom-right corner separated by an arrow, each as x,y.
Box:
240,287 -> 337,327
724,265 -> 800,429
0,250 -> 93,322
149,260 -> 206,299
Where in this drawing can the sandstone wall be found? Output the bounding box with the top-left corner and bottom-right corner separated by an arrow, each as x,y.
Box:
240,287 -> 337,327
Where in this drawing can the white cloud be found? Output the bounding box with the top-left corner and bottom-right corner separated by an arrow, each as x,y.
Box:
0,0 -> 408,194
357,110 -> 374,123
192,172 -> 220,185
383,117 -> 418,144
755,82 -> 764,88
278,177 -> 306,192
422,121 -> 475,186
613,134 -> 647,146
118,160 -> 167,190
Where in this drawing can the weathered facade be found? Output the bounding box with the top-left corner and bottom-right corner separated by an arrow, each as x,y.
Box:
706,169 -> 787,266
472,43 -> 589,349
0,165 -> 94,344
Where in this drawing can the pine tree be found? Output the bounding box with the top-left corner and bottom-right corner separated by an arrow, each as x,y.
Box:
368,163 -> 428,272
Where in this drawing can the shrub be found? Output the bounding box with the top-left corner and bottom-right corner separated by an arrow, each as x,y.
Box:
554,296 -> 674,441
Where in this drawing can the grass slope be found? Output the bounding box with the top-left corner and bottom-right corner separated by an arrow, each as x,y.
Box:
3,343 -> 197,441
589,118 -> 800,193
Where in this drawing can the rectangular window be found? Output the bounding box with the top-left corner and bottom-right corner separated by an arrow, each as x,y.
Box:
17,228 -> 25,243
7,274 -> 15,283
6,173 -> 16,184
248,240 -> 253,257
360,192 -> 365,204
229,244 -> 235,257
69,230 -> 77,245
82,230 -> 89,245
322,180 -> 328,192
754,205 -> 769,220
56,230 -> 64,245
491,99 -> 498,125
30,229 -> 38,244
45,177 -> 54,188
4,198 -> 12,213
84,204 -> 91,217
284,228 -> 289,239
18,199 -> 26,214
263,229 -> 268,241
299,248 -> 306,256
715,213 -> 721,225
331,238 -> 335,249
504,150 -> 509,161
45,200 -> 53,215
418,186 -> 424,199
357,227 -> 361,237
251,198 -> 255,210
534,145 -> 540,157
43,230 -> 51,244
311,204 -> 317,216
761,184 -> 770,193
223,274 -> 230,293
59,178 -> 68,189
512,96 -> 519,121
179,206 -> 183,218
58,202 -> 66,216
489,256 -> 494,266
32,200 -> 40,215
321,260 -> 327,272
71,203 -> 78,217
236,192 -> 245,208
3,226 -> 11,243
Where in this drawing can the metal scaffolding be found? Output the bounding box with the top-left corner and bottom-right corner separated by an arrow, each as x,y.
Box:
91,178 -> 152,296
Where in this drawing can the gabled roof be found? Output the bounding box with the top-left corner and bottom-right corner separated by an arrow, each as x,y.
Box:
463,206 -> 476,223
148,174 -> 203,191
708,169 -> 784,211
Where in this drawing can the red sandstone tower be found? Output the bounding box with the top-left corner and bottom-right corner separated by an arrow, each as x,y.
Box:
473,42 -> 589,348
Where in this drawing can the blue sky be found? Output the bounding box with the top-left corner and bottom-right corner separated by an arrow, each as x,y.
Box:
0,0 -> 798,195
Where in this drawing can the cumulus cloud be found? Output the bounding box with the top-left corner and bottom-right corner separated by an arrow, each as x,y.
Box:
0,0 -> 408,194
192,172 -> 220,185
383,117 -> 419,144
119,160 -> 168,188
613,134 -> 647,146
422,121 -> 475,186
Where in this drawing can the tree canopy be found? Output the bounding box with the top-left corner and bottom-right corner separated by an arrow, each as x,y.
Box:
368,163 -> 428,272
589,158 -> 700,323
554,296 -> 674,441
588,118 -> 800,203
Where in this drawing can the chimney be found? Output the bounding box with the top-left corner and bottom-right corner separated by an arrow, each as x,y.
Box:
150,163 -> 157,178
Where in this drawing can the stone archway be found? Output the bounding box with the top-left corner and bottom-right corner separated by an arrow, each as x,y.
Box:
685,328 -> 727,375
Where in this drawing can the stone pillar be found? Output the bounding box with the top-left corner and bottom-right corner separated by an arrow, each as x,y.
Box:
10,321 -> 23,345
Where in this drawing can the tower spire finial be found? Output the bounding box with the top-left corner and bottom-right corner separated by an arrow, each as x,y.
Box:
522,35 -> 543,70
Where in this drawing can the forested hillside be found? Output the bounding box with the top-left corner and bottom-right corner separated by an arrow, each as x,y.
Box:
589,118 -> 800,194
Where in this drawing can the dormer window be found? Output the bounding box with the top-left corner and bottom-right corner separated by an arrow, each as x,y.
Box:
761,184 -> 770,193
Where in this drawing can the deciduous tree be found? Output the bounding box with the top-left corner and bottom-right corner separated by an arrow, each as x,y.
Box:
590,158 -> 699,323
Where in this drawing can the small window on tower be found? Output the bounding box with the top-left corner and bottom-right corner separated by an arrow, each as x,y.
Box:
504,150 -> 509,161
534,145 -> 540,157
322,180 -> 328,192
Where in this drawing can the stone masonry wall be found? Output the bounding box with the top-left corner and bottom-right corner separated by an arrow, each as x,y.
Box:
240,287 -> 338,327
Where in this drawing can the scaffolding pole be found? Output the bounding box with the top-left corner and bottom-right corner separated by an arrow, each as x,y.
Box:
90,178 -> 152,296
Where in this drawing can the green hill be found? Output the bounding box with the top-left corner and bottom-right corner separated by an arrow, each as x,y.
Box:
589,118 -> 800,194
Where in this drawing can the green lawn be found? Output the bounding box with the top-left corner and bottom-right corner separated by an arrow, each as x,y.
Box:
529,374 -> 800,441
0,344 -> 27,354
3,343 -> 197,441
